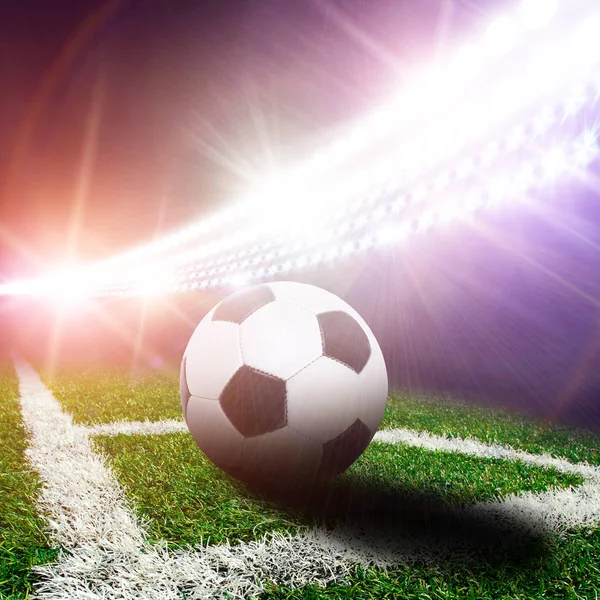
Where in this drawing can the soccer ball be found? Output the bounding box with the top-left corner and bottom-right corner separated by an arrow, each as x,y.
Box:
180,281 -> 388,489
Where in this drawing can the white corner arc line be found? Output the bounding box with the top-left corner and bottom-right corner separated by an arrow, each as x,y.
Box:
374,428 -> 600,532
15,361 -> 600,599
81,415 -> 600,480
373,428 -> 600,481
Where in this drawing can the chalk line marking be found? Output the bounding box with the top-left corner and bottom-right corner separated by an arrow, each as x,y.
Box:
83,418 -> 188,437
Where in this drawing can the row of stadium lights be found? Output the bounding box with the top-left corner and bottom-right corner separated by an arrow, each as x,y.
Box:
15,82 -> 600,299
101,71 -> 600,295
123,0 -> 565,255
96,63 -> 600,297
107,128 -> 598,295
170,134 -> 597,293
2,0 -> 600,298
185,75 -> 600,271
98,0 -> 573,274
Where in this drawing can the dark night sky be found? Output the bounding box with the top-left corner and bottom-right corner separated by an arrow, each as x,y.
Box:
0,0 -> 495,279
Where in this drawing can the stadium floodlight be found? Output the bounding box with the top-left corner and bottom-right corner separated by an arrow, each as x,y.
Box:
1,3 -> 599,299
484,16 -> 518,56
519,0 -> 559,30
376,223 -> 411,246
452,44 -> 482,80
46,0 -> 575,275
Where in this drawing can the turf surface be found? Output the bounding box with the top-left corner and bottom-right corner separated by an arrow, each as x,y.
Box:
43,368 -> 181,425
261,528 -> 600,600
381,391 -> 600,465
9,367 -> 600,599
93,430 -> 582,548
93,432 -> 303,546
0,365 -> 58,600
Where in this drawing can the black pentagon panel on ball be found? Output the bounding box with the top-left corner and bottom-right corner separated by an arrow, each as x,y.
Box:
318,419 -> 372,478
212,285 -> 276,324
180,356 -> 191,418
219,365 -> 287,437
317,311 -> 371,373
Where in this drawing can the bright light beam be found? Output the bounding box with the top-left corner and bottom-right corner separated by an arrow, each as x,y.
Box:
519,0 -> 559,30
7,1 -> 600,299
40,0 -> 573,275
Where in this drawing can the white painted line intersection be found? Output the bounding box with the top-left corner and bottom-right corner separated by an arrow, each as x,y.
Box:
83,419 -> 188,437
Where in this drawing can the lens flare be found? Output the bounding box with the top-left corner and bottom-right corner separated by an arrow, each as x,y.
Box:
519,0 -> 559,30
1,2 -> 598,299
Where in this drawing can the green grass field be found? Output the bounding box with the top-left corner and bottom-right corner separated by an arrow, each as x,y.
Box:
3,365 -> 600,599
0,365 -> 58,600
93,431 -> 582,548
43,368 -> 181,425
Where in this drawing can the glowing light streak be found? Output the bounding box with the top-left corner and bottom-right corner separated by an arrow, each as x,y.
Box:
452,43 -> 482,80
484,16 -> 518,56
166,82 -> 600,278
40,0 -> 576,277
96,129 -> 598,297
519,0 -> 559,30
7,5 -> 600,297
111,9 -> 594,276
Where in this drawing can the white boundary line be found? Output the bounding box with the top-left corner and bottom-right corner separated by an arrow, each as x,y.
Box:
15,361 -> 600,599
85,417 -> 600,481
83,419 -> 188,437
375,428 -> 600,532
374,428 -> 600,482
15,361 -> 146,551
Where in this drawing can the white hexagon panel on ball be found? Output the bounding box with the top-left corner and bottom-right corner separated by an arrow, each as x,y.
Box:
181,281 -> 388,489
